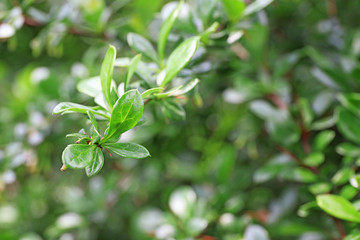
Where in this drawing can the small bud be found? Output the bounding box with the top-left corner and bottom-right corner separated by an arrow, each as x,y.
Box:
60,165 -> 67,171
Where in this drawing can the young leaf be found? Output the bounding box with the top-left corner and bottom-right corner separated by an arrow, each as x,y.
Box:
103,142 -> 150,159
87,111 -> 100,137
317,194 -> 360,223
62,144 -> 96,169
53,102 -> 110,119
100,45 -> 116,110
167,78 -> 199,96
102,89 -> 144,142
85,147 -> 104,176
158,0 -> 183,62
66,133 -> 88,139
127,33 -> 158,63
161,36 -> 200,87
124,54 -> 142,92
141,87 -> 163,99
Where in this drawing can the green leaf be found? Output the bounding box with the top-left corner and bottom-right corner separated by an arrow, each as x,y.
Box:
124,54 -> 142,92
167,78 -> 200,97
66,133 -> 88,139
77,76 -> 102,98
87,111 -> 100,137
317,194 -> 360,222
309,182 -> 332,195
310,115 -> 336,130
336,143 -> 360,157
243,0 -> 274,16
158,0 -> 183,62
127,33 -> 158,63
303,152 -> 324,167
85,147 -> 104,176
221,0 -> 246,22
298,98 -> 314,129
314,130 -> 335,151
102,90 -> 144,142
337,107 -> 360,145
52,102 -> 110,119
161,99 -> 186,121
62,144 -> 96,169
298,201 -> 318,218
103,142 -> 150,159
141,87 -> 163,99
337,93 -> 360,118
161,36 -> 200,87
332,168 -> 354,185
100,45 -> 116,110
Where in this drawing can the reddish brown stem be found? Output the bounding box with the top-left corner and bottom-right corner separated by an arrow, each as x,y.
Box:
266,93 -> 287,110
332,217 -> 346,240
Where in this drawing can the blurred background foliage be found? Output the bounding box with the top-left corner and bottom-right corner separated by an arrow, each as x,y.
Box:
1,0 -> 360,239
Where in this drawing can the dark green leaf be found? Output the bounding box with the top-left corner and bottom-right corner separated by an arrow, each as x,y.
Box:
337,107 -> 360,145
317,194 -> 360,222
158,0 -> 183,62
62,144 -> 96,169
127,33 -> 158,63
337,93 -> 360,118
85,147 -> 104,176
102,90 -> 144,142
103,142 -> 150,159
100,45 -> 116,110
161,36 -> 200,87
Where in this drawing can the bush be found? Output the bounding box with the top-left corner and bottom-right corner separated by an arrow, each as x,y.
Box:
1,0 -> 360,239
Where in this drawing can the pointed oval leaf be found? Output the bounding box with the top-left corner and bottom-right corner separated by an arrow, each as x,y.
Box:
162,36 -> 200,87
168,78 -> 199,96
158,0 -> 183,62
124,54 -> 142,92
85,147 -> 104,176
337,107 -> 360,145
317,194 -> 360,222
127,33 -> 158,63
100,45 -> 116,109
103,142 -> 150,159
103,89 -> 144,142
53,102 -> 110,119
141,87 -> 163,99
53,102 -> 94,114
87,111 -> 100,137
62,144 -> 96,169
